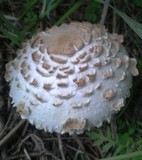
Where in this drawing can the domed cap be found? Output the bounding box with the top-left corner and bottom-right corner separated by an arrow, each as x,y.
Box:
5,22 -> 139,134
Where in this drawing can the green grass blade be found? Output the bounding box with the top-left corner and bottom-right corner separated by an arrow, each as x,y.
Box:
94,0 -> 142,40
40,0 -> 63,19
19,0 -> 37,20
0,13 -> 25,45
110,6 -> 142,40
0,26 -> 21,47
0,13 -> 20,35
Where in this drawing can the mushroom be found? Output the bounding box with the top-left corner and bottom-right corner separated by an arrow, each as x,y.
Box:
5,22 -> 139,135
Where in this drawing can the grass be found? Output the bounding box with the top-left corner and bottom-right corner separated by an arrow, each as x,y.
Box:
87,120 -> 142,159
0,0 -> 142,159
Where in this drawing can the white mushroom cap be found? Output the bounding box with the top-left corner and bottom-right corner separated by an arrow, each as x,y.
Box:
5,22 -> 139,134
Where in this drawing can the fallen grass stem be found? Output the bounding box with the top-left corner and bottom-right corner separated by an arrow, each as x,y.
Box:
100,150 -> 142,160
0,120 -> 26,149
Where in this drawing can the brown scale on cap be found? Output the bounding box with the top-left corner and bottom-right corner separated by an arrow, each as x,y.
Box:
32,51 -> 42,63
111,34 -> 123,43
63,118 -> 86,133
70,99 -> 91,108
81,55 -> 91,63
24,74 -> 31,81
31,36 -> 42,48
56,73 -> 68,79
53,99 -> 63,107
103,57 -> 111,65
57,82 -> 68,88
86,70 -> 96,81
73,77 -> 86,87
93,58 -> 101,67
39,45 -> 46,54
76,52 -> 87,60
92,45 -> 103,57
50,56 -> 67,64
30,79 -> 39,87
30,98 -> 40,106
49,69 -> 55,74
64,69 -> 74,75
42,62 -> 51,70
101,68 -> 113,79
71,57 -> 80,64
113,98 -> 124,111
43,83 -> 52,91
81,87 -> 94,96
36,68 -> 49,77
21,60 -> 27,68
21,66 -> 29,76
16,102 -> 30,116
115,57 -> 122,68
86,73 -> 96,81
78,64 -> 88,72
103,89 -> 115,100
71,99 -> 91,108
119,71 -> 126,81
129,58 -> 139,76
71,102 -> 83,108
58,91 -> 74,99
59,66 -> 70,71
35,93 -> 47,102
89,46 -> 95,53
